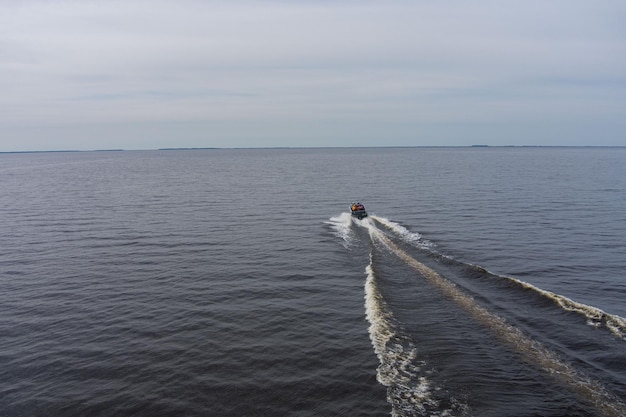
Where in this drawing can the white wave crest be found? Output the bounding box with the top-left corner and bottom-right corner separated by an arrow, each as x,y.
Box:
365,257 -> 452,417
371,216 -> 433,249
508,277 -> 626,340
325,213 -> 355,247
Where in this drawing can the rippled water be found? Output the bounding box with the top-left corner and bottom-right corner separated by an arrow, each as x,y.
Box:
1,147 -> 625,416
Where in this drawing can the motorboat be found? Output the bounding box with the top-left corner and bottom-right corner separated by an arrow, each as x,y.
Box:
350,202 -> 368,219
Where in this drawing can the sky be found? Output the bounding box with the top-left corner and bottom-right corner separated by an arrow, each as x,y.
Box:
1,0 -> 625,151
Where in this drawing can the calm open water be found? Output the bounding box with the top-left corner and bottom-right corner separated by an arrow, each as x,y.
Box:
1,147 -> 625,416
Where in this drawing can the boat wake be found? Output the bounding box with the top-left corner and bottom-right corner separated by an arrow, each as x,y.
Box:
328,212 -> 626,417
325,213 -> 355,248
369,215 -> 626,341
370,216 -> 432,249
364,256 -> 468,417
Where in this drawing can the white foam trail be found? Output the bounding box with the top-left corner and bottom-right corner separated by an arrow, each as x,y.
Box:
507,276 -> 626,340
325,213 -> 355,247
361,221 -> 626,417
371,216 -> 433,249
372,215 -> 625,339
364,256 -> 456,417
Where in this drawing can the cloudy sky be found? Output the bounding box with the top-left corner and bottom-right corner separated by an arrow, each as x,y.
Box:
1,0 -> 625,151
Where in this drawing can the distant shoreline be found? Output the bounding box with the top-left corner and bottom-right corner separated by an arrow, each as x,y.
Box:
1,145 -> 624,154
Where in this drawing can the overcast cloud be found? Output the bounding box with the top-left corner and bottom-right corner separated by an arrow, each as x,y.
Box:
1,0 -> 625,150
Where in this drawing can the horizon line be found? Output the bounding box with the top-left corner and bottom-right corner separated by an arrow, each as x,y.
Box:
1,145 -> 625,154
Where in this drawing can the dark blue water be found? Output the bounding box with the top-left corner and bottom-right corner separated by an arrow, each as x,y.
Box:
1,147 -> 625,416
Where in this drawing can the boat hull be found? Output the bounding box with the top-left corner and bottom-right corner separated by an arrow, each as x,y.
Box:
350,202 -> 368,219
